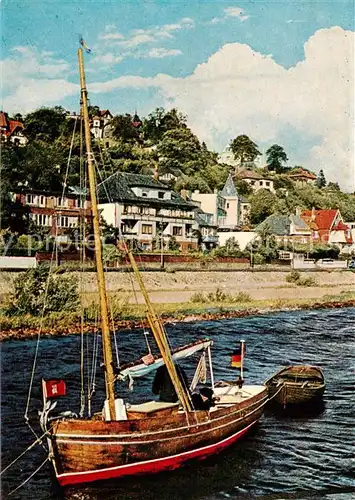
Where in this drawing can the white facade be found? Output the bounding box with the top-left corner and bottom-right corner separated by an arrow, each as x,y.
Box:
190,191 -> 226,226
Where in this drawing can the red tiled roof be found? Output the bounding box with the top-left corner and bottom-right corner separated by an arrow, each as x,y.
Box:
8,120 -> 24,135
289,170 -> 317,180
235,169 -> 263,180
301,209 -> 339,230
333,221 -> 349,231
0,111 -> 7,128
132,121 -> 142,128
0,112 -> 24,137
99,109 -> 112,117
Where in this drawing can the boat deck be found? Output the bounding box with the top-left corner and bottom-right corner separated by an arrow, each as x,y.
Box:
126,385 -> 266,415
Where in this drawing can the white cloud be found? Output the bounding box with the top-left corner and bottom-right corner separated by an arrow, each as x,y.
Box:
224,6 -> 249,21
99,32 -> 125,41
117,34 -> 156,49
89,27 -> 354,191
91,53 -> 124,65
98,17 -> 195,50
146,48 -> 182,59
1,47 -> 78,113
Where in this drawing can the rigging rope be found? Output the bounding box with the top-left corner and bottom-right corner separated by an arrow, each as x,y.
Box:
7,457 -> 50,497
0,428 -> 50,476
24,117 -> 78,422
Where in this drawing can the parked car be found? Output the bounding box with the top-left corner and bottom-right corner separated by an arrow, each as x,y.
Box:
349,260 -> 355,269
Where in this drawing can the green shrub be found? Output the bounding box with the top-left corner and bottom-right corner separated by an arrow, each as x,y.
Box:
234,292 -> 252,302
298,276 -> 318,287
6,265 -> 79,316
190,292 -> 206,303
252,253 -> 265,265
286,270 -> 301,283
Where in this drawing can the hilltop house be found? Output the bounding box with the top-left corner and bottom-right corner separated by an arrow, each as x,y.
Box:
288,169 -> 317,185
98,172 -> 200,252
301,209 -> 353,250
234,169 -> 275,193
0,111 -> 27,146
90,109 -> 113,140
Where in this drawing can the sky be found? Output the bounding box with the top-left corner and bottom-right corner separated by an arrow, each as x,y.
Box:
1,0 -> 354,191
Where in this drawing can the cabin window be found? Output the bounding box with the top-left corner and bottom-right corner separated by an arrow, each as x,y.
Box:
142,224 -> 152,234
172,226 -> 182,236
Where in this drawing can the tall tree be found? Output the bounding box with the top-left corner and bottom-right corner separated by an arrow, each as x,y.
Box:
24,106 -> 67,142
315,169 -> 327,188
230,135 -> 261,166
143,108 -> 186,144
110,114 -> 141,143
266,144 -> 288,173
249,189 -> 277,225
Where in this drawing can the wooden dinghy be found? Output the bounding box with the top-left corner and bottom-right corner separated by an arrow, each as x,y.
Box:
265,365 -> 325,406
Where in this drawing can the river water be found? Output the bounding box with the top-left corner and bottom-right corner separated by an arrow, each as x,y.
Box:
1,307 -> 354,499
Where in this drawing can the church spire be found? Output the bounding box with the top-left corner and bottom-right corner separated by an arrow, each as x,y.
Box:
220,172 -> 238,197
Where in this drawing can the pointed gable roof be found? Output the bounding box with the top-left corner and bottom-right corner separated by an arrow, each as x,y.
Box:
301,209 -> 339,231
220,172 -> 238,197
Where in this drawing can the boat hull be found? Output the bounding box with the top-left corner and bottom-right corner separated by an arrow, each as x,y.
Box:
267,383 -> 325,406
49,385 -> 267,486
265,365 -> 325,406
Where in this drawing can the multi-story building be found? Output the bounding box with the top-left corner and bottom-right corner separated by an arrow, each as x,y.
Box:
90,110 -> 113,140
190,190 -> 227,226
288,169 -> 317,185
11,188 -> 91,240
0,111 -> 28,146
98,172 -> 199,252
301,208 -> 353,250
234,169 -> 275,193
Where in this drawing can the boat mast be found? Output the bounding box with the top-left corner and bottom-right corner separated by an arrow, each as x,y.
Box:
78,48 -> 116,420
127,251 -> 192,412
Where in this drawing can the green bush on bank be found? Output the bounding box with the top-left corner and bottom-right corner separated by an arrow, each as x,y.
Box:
5,265 -> 79,316
286,270 -> 317,287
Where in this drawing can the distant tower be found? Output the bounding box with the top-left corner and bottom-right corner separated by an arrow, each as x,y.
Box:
220,172 -> 240,227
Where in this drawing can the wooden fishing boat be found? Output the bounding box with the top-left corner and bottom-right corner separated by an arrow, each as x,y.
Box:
36,43 -> 269,488
265,365 -> 325,406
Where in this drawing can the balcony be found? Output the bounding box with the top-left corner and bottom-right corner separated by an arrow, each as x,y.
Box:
202,235 -> 219,243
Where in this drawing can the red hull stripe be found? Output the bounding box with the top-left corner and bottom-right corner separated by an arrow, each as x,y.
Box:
57,420 -> 257,486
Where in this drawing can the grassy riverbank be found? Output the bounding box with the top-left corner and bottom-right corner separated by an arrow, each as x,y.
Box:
1,290 -> 354,341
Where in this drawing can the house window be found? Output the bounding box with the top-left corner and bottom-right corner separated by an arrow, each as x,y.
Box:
172,226 -> 182,236
39,195 -> 45,207
26,194 -> 34,205
142,224 -> 152,234
158,191 -> 165,199
226,202 -> 230,209
141,191 -> 148,198
250,181 -> 255,186
266,181 -> 270,186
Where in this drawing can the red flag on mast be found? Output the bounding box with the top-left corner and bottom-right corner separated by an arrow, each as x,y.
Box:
43,379 -> 67,399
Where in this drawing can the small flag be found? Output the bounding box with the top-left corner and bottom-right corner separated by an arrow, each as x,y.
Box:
43,379 -> 67,399
79,37 -> 92,54
141,353 -> 155,366
230,342 -> 246,368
